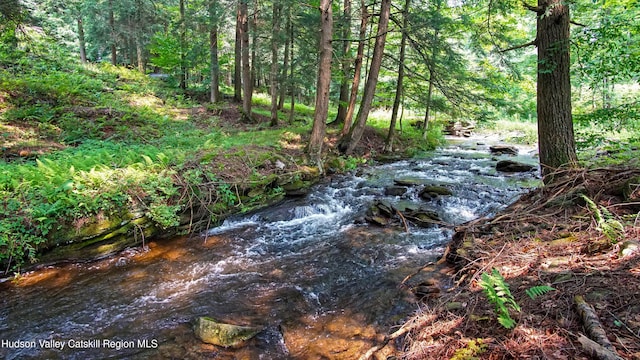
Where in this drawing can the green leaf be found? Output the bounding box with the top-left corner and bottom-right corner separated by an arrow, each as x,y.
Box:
525,285 -> 556,300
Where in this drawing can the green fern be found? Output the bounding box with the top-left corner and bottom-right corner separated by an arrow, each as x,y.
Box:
479,268 -> 520,329
525,285 -> 556,300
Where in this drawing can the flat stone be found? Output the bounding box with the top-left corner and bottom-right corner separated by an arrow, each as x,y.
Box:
419,185 -> 453,199
394,177 -> 432,186
490,145 -> 519,156
496,160 -> 536,173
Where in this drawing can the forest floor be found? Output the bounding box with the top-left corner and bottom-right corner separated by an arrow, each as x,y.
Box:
398,164 -> 640,359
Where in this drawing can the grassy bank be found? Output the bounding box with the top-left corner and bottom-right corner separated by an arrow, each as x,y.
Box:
0,51 -> 442,272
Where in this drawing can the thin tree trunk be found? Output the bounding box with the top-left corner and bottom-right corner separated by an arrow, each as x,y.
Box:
332,0 -> 352,126
77,16 -> 87,63
422,67 -> 435,138
278,10 -> 290,110
339,0 -> 391,155
210,0 -> 221,103
109,0 -> 117,65
234,2 -> 242,101
421,0 -> 441,138
384,0 -> 410,152
240,0 -> 252,119
179,0 -> 187,89
536,0 -> 577,181
251,0 -> 258,92
307,0 -> 333,171
270,1 -> 282,126
135,0 -> 144,73
342,0 -> 368,136
288,20 -> 295,123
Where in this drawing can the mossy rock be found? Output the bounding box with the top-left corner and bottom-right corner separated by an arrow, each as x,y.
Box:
194,317 -> 262,348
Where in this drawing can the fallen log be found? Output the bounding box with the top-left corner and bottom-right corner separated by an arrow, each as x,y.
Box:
574,295 -> 624,360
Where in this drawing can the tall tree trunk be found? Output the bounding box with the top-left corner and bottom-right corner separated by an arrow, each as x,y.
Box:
288,20 -> 296,123
332,0 -> 352,126
234,2 -> 242,101
77,16 -> 87,63
251,0 -> 258,92
338,0 -> 391,155
421,67 -> 435,138
307,0 -> 333,171
135,0 -> 144,73
536,0 -> 577,181
385,0 -> 410,152
278,10 -> 290,111
421,0 -> 441,139
179,0 -> 187,89
109,0 -> 117,65
270,1 -> 282,126
210,0 -> 221,103
342,0 -> 368,136
240,0 -> 252,119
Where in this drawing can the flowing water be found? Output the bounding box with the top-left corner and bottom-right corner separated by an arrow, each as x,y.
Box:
0,144 -> 539,359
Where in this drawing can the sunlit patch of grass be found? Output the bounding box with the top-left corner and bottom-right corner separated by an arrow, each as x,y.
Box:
126,94 -> 164,108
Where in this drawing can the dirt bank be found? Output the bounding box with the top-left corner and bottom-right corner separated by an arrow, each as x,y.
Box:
398,166 -> 640,359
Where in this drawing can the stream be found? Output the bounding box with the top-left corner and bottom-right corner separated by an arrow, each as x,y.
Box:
0,143 -> 539,359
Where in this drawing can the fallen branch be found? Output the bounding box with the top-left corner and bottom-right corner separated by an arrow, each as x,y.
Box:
396,209 -> 410,233
574,295 -> 624,360
359,314 -> 438,360
400,262 -> 435,286
576,334 -> 625,360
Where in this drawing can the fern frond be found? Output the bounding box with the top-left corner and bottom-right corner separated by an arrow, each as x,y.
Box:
479,268 -> 520,329
525,285 -> 556,300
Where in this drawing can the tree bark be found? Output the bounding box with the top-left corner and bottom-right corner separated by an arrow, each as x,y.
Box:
135,0 -> 144,73
270,1 -> 282,126
77,17 -> 87,63
277,10 -> 290,111
384,0 -> 410,152
251,0 -> 258,92
339,0 -> 391,155
332,0 -> 352,126
422,67 -> 435,138
307,0 -> 333,171
536,0 -> 577,181
210,0 -> 221,103
240,0 -> 253,119
179,0 -> 187,89
288,20 -> 296,123
234,2 -> 242,101
341,0 -> 368,136
109,0 -> 117,65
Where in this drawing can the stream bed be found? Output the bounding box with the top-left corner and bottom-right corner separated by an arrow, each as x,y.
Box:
0,144 -> 539,359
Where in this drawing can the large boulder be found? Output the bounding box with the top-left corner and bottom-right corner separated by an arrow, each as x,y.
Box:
496,160 -> 536,173
194,317 -> 262,348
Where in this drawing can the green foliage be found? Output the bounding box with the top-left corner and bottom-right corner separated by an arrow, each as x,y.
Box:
525,285 -> 556,300
580,194 -> 625,243
450,338 -> 487,360
479,268 -> 520,329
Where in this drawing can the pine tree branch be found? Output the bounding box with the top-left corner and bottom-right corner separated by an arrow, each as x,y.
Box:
500,39 -> 538,52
